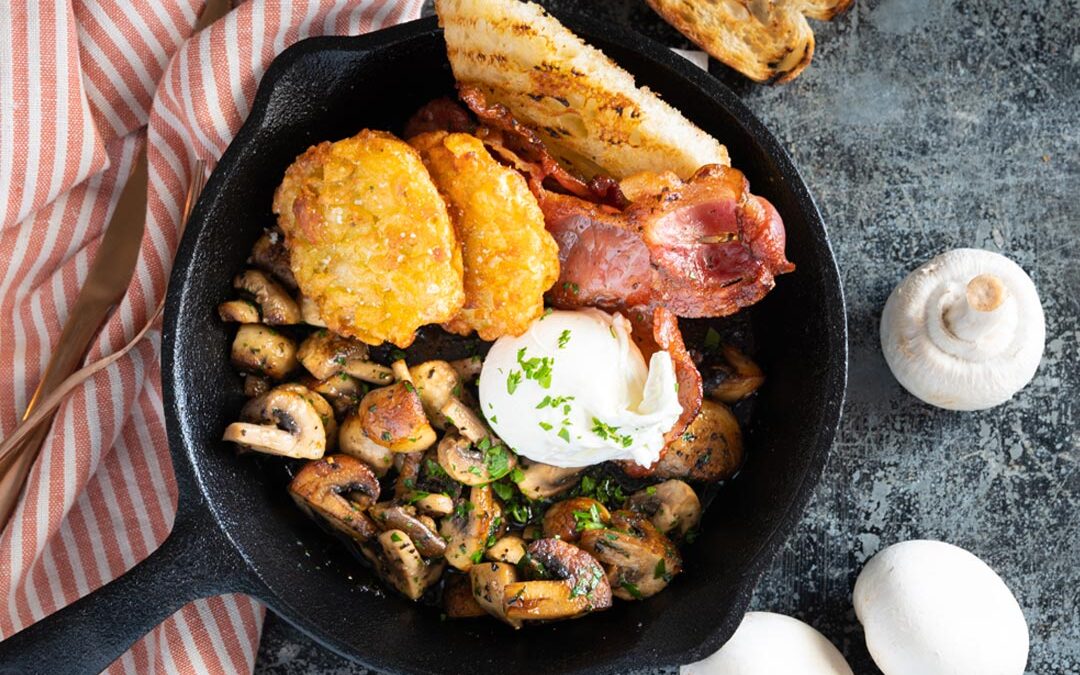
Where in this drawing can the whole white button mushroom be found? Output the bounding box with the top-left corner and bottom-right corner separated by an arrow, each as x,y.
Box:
681,611 -> 853,675
854,540 -> 1029,675
880,248 -> 1044,410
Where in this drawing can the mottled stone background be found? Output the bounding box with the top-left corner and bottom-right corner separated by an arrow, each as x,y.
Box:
255,0 -> 1080,672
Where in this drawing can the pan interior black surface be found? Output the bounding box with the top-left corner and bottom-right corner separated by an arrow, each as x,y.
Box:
164,16 -> 846,675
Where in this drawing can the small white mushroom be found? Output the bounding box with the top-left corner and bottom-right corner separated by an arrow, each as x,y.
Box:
681,612 -> 853,675
853,540 -> 1028,675
880,249 -> 1044,411
223,385 -> 328,459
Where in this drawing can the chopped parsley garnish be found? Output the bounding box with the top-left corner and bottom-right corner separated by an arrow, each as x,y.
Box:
510,467 -> 525,483
578,475 -> 627,508
491,481 -> 514,501
516,347 -> 553,389
380,431 -> 392,442
470,549 -> 484,564
621,582 -> 643,599
562,281 -> 580,295
402,380 -> 416,394
482,442 -> 513,480
646,486 -> 657,496
538,421 -> 553,431
557,427 -> 571,443
506,370 -> 522,394
570,566 -> 604,599
573,504 -> 606,532
654,558 -> 671,581
390,532 -> 402,543
536,394 -> 574,410
391,349 -> 408,361
557,329 -> 571,349
704,327 -> 722,351
591,417 -> 634,448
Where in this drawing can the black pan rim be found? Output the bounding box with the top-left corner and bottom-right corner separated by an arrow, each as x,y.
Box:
162,13 -> 847,674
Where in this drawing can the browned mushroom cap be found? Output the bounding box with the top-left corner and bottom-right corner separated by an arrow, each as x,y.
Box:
626,480 -> 701,538
436,433 -> 516,487
366,530 -> 441,600
408,360 -> 462,429
441,484 -> 503,571
218,299 -> 260,323
243,374 -> 270,398
470,562 -> 522,628
276,382 -> 337,451
250,227 -> 297,290
297,330 -> 370,380
504,539 -> 612,620
338,413 -> 393,477
369,503 -> 447,558
706,344 -> 765,403
358,382 -> 436,453
485,534 -> 526,565
223,385 -> 327,459
578,510 -> 682,600
303,372 -> 365,417
230,324 -> 297,380
444,573 -> 487,618
288,454 -> 380,542
514,459 -> 584,500
651,399 -> 743,482
542,497 -> 611,543
233,269 -> 300,325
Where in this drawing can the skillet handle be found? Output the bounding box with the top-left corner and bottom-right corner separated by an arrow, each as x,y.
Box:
0,504 -> 253,674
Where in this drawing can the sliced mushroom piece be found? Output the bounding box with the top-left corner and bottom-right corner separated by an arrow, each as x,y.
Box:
514,459 -> 584,500
304,372 -> 366,417
243,374 -> 270,398
449,356 -> 484,382
579,510 -> 682,600
441,484 -> 503,572
298,294 -> 326,326
371,530 -> 437,600
358,382 -> 436,453
218,299 -> 260,323
338,413 -> 393,477
394,451 -> 424,501
485,535 -> 526,565
230,324 -> 297,380
444,573 -> 487,618
343,360 -> 395,385
233,269 -> 301,325
276,382 -> 337,451
297,330 -> 370,380
413,493 -> 454,518
542,497 -> 611,543
250,227 -> 298,290
505,539 -> 612,620
436,433 -> 516,487
223,385 -> 327,459
369,503 -> 447,558
409,360 -> 462,429
390,359 -> 412,383
288,454 -> 380,542
439,396 -> 491,444
470,562 -> 522,628
650,399 -> 743,482
706,344 -> 765,403
626,480 -> 701,538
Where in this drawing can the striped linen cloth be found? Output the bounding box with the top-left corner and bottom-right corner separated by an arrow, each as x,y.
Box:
0,1 -> 423,671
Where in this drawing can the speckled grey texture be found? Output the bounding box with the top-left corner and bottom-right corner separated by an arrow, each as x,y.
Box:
254,0 -> 1080,673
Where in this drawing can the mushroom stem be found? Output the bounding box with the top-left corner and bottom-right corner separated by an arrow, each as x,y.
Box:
943,274 -> 1009,343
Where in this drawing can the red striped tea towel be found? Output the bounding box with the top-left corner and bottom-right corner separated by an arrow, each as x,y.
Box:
0,1 -> 423,671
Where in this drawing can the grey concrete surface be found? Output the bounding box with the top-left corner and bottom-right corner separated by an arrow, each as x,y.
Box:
254,0 -> 1079,672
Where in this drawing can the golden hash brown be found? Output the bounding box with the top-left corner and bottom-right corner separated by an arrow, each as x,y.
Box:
272,130 -> 465,348
410,131 -> 559,341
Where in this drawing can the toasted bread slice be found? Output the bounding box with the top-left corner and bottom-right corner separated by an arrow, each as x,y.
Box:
647,0 -> 853,83
435,0 -> 729,180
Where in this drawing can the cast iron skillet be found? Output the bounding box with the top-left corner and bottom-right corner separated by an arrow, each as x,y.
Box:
0,14 -> 846,675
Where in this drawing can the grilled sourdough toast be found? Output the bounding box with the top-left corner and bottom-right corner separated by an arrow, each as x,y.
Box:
646,0 -> 853,83
435,0 -> 729,180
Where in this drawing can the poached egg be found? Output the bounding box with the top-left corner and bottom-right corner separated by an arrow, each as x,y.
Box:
478,309 -> 682,468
